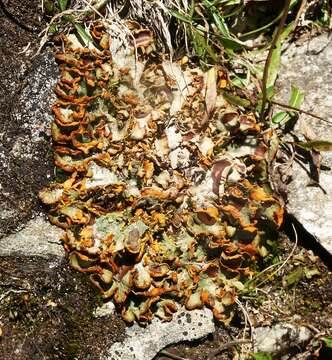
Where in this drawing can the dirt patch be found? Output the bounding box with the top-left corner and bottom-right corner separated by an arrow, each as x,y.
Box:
0,0 -> 55,237
0,256 -> 125,360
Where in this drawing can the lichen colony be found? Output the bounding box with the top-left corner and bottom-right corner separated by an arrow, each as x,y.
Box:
40,22 -> 283,324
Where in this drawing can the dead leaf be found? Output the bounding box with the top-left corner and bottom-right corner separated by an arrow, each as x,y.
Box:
205,67 -> 217,117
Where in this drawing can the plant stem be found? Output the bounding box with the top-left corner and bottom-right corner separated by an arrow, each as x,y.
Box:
159,350 -> 192,360
207,340 -> 251,360
260,0 -> 292,122
272,100 -> 332,124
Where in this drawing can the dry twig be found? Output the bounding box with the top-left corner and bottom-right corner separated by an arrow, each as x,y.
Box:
207,339 -> 251,360
159,350 -> 192,360
271,100 -> 332,124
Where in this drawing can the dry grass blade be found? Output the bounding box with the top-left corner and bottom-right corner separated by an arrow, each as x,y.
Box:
207,339 -> 251,360
235,298 -> 254,355
160,349 -> 193,360
253,222 -> 299,289
35,8 -> 84,56
273,223 -> 299,275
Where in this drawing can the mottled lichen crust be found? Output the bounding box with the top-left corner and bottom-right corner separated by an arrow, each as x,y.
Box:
40,22 -> 283,323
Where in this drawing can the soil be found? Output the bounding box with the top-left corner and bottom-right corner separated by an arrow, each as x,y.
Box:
0,256 -> 126,360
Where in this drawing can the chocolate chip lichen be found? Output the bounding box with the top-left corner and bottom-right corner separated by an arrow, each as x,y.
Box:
40,22 -> 283,324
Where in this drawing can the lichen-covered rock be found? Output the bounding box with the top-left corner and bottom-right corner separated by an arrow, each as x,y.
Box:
105,307 -> 215,360
39,23 -> 284,324
276,34 -> 332,254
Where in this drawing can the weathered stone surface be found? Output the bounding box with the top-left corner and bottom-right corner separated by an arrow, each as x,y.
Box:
0,216 -> 65,259
276,34 -> 332,254
105,308 -> 215,360
254,323 -> 311,355
0,51 -> 58,238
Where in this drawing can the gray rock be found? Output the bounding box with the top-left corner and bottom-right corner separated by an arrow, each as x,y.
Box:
105,307 -> 215,360
276,34 -> 332,254
254,323 -> 311,355
0,216 -> 65,259
0,51 -> 58,238
287,158 -> 332,254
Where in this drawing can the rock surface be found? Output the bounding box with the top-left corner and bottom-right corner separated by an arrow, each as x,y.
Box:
106,308 -> 215,360
276,33 -> 332,254
0,51 -> 58,238
0,216 -> 65,259
0,255 -> 126,359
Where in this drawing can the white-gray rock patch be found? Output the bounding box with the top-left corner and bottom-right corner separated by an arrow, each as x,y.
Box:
276,33 -> 332,254
105,307 -> 215,360
254,323 -> 311,355
0,216 -> 65,259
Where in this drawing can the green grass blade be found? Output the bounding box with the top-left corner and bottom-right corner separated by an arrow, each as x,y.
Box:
241,0 -> 299,38
73,23 -> 93,46
59,0 -> 69,12
266,40 -> 281,89
289,85 -> 305,108
169,10 -> 193,24
272,111 -> 288,124
223,91 -> 251,108
192,29 -> 218,62
297,140 -> 332,152
212,12 -> 230,37
272,86 -> 305,124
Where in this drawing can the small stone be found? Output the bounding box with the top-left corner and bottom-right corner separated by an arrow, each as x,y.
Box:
254,323 -> 312,355
94,301 -> 116,318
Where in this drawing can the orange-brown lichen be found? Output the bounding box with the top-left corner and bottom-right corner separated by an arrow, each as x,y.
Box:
40,23 -> 283,324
